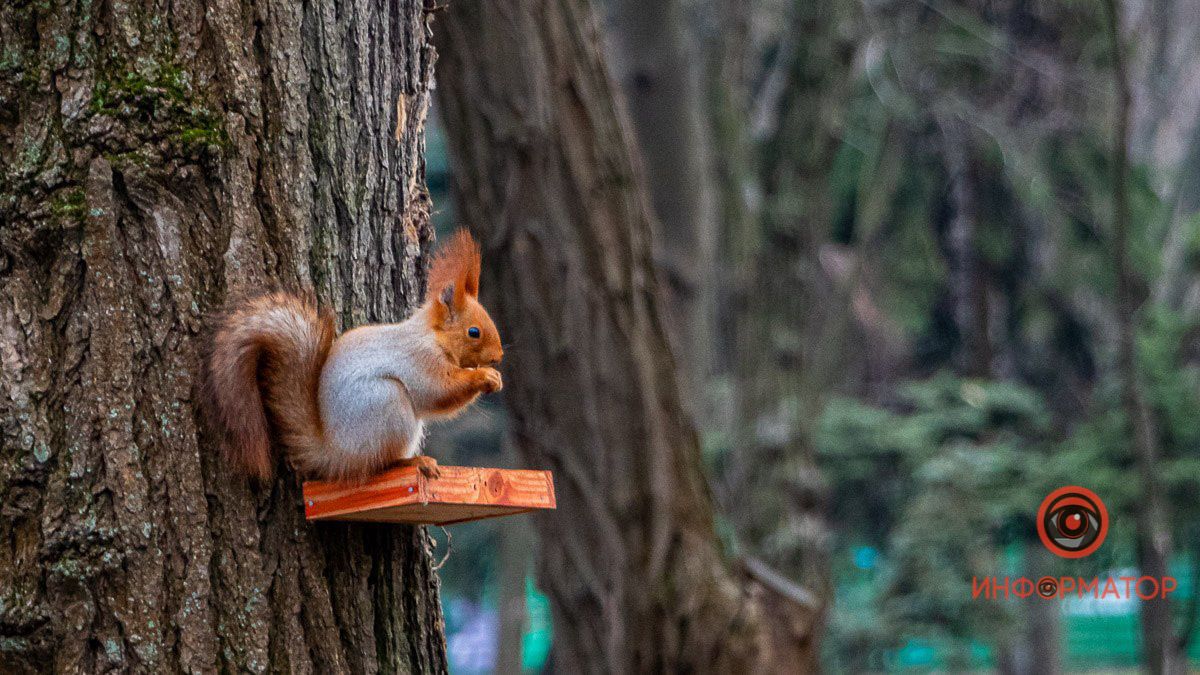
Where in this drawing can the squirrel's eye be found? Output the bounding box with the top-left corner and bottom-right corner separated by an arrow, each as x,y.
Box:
468,326 -> 481,339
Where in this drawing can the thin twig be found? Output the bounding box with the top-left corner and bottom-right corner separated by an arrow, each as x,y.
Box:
431,525 -> 453,571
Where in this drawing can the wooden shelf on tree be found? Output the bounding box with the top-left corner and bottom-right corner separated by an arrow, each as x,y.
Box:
302,465 -> 556,525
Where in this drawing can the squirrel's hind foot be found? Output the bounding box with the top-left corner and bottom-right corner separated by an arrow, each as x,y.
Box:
395,455 -> 441,480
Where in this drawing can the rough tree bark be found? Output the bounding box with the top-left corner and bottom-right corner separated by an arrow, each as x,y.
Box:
433,1 -> 819,672
0,0 -> 447,672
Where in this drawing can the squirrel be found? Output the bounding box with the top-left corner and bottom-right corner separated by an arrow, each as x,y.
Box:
202,229 -> 503,482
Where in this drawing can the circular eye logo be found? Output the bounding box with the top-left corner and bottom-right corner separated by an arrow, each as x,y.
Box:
1037,577 -> 1059,598
1037,486 -> 1108,558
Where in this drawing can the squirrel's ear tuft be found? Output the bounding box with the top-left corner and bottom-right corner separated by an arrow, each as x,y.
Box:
429,229 -> 482,302
463,236 -> 480,297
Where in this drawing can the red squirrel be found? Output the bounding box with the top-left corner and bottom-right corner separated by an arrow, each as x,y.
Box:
202,229 -> 503,482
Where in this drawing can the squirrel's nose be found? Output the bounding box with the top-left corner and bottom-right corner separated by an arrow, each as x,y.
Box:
488,358 -> 501,367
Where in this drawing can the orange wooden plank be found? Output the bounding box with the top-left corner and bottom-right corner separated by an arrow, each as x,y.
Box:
303,465 -> 556,525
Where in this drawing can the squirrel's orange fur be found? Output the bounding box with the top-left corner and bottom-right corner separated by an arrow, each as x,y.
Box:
202,229 -> 503,481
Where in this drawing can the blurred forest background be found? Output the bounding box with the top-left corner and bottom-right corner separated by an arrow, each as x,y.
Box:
427,0 -> 1200,672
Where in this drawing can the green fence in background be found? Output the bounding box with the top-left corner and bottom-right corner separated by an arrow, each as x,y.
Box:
852,558 -> 1200,670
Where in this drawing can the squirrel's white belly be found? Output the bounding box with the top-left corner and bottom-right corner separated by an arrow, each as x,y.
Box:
319,325 -> 428,461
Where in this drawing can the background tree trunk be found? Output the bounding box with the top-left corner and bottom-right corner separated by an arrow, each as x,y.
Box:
937,116 -> 992,378
1104,1 -> 1184,672
433,1 -> 820,671
715,0 -> 859,617
494,519 -> 529,675
604,0 -> 719,403
0,0 -> 447,672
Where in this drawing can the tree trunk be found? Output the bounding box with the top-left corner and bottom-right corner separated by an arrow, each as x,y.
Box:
719,0 -> 858,612
496,435 -> 530,675
1023,543 -> 1061,675
938,116 -> 992,378
0,0 -> 448,672
1104,1 -> 1185,672
604,0 -> 719,402
433,1 -> 820,671
495,519 -> 529,675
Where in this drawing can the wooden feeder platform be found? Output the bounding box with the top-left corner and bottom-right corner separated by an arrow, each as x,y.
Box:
303,465 -> 556,525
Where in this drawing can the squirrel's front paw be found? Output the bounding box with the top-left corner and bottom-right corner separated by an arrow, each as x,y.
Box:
481,367 -> 503,393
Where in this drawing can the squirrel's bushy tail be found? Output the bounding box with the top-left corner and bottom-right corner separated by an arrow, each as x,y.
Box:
202,292 -> 334,480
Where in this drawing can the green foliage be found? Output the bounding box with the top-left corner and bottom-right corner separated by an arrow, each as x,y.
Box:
820,375 -> 1048,663
819,301 -> 1200,667
1032,306 -> 1200,548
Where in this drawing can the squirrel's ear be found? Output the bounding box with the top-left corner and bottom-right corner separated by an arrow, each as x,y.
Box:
439,282 -> 466,314
431,284 -> 453,325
